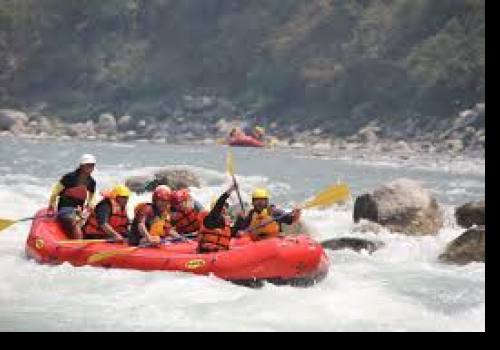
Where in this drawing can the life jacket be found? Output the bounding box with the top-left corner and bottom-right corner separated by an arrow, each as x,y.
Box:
248,207 -> 281,238
134,202 -> 172,238
197,211 -> 231,252
60,185 -> 88,207
83,196 -> 128,237
171,208 -> 201,234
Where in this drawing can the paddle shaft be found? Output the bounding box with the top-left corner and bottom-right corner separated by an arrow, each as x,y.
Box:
231,174 -> 245,212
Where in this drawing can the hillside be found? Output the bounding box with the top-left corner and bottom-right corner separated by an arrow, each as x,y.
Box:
0,0 -> 485,135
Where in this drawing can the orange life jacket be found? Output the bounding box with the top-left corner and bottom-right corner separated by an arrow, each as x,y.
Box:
171,208 -> 201,234
83,197 -> 128,237
134,202 -> 172,238
197,211 -> 231,252
248,207 -> 281,238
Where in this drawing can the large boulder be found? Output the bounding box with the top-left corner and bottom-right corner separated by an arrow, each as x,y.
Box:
321,238 -> 384,254
439,226 -> 485,264
0,109 -> 29,131
117,115 -> 133,131
149,169 -> 201,191
96,113 -> 117,134
455,200 -> 485,228
125,175 -> 156,194
126,168 -> 202,193
353,178 -> 444,235
65,121 -> 95,138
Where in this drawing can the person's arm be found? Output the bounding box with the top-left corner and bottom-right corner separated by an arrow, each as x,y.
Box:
95,202 -> 124,241
138,216 -> 159,244
86,178 -> 97,208
272,206 -> 301,225
48,182 -> 65,211
272,206 -> 294,225
204,192 -> 230,229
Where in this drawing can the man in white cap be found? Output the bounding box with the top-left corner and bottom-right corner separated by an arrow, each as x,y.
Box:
48,154 -> 97,239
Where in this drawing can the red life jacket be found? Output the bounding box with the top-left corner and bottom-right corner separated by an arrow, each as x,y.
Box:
197,212 -> 231,252
60,185 -> 88,206
83,197 -> 128,237
171,208 -> 201,234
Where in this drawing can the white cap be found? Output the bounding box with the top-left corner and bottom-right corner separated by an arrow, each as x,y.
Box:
79,153 -> 96,165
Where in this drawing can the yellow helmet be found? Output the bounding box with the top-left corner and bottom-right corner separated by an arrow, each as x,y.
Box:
252,188 -> 270,200
255,126 -> 265,134
112,184 -> 131,198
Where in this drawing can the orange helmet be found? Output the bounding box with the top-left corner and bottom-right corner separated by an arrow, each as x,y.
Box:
170,189 -> 191,208
153,185 -> 172,202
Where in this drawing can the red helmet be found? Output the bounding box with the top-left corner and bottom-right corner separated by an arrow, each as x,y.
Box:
170,189 -> 191,207
153,185 -> 172,202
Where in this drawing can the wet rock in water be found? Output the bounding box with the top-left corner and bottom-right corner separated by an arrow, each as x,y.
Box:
125,175 -> 156,193
439,226 -> 485,264
0,109 -> 29,131
353,178 -> 444,235
351,221 -> 385,234
117,115 -> 133,131
97,113 -> 117,134
455,200 -> 485,228
321,237 -> 384,254
147,168 -> 201,191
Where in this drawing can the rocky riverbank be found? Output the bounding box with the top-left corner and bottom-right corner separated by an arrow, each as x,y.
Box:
0,97 -> 485,158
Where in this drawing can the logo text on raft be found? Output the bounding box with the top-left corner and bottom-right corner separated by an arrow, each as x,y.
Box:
35,238 -> 45,249
185,259 -> 206,269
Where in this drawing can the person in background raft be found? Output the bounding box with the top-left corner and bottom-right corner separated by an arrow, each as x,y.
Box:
82,184 -> 131,242
128,185 -> 182,247
197,183 -> 238,253
232,188 -> 301,241
48,154 -> 97,239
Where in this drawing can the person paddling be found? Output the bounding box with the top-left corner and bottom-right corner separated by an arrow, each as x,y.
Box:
82,184 -> 131,242
197,183 -> 238,253
232,188 -> 301,240
48,154 -> 97,239
129,185 -> 182,246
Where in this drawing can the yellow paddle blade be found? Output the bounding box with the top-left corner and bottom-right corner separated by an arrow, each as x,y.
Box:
87,247 -> 138,264
226,151 -> 235,176
0,219 -> 16,231
301,183 -> 350,209
58,239 -> 109,245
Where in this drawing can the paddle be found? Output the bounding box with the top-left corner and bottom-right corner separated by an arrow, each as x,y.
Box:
245,183 -> 351,235
226,150 -> 245,212
86,234 -> 197,264
0,208 -> 74,232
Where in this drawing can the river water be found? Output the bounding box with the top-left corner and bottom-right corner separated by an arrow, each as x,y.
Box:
0,138 -> 485,331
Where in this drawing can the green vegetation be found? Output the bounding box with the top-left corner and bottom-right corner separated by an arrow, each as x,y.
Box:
0,0 -> 484,130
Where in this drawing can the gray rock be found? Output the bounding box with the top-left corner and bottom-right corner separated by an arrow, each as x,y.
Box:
321,238 -> 384,254
117,115 -> 133,131
125,175 -> 156,194
66,121 -> 95,138
353,178 -> 444,235
439,226 -> 485,264
0,109 -> 28,131
351,221 -> 385,234
455,200 -> 485,228
97,113 -> 117,134
149,169 -> 201,190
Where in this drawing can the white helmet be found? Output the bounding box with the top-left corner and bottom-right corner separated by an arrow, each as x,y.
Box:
79,153 -> 96,165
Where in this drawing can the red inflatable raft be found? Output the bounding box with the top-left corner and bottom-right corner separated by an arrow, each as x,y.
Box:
228,134 -> 265,148
25,209 -> 329,287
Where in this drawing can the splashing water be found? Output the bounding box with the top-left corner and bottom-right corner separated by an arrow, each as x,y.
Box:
0,139 -> 484,331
